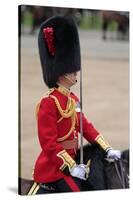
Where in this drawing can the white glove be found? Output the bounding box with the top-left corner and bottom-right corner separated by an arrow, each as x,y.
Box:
106,149 -> 121,160
70,164 -> 87,180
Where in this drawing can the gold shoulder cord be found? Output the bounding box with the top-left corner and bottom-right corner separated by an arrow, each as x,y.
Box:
57,98 -> 72,123
49,95 -> 75,118
35,90 -> 77,142
49,95 -> 77,142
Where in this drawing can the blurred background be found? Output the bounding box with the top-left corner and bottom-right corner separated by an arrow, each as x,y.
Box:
19,5 -> 129,180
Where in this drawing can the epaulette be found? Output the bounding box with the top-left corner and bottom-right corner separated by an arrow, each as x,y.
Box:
35,88 -> 55,119
46,88 -> 55,96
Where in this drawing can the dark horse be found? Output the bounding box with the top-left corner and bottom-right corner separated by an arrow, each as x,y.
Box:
101,11 -> 129,40
19,144 -> 129,195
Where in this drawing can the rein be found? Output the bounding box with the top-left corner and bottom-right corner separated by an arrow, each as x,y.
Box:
114,159 -> 128,188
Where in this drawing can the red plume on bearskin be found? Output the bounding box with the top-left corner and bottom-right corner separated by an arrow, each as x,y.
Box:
43,27 -> 55,56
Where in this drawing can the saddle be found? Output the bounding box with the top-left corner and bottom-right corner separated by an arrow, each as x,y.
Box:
18,177 -> 56,195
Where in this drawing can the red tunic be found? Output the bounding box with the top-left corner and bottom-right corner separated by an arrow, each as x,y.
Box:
33,87 -> 101,183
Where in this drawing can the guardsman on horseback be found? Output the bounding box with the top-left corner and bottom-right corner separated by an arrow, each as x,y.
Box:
29,16 -> 121,194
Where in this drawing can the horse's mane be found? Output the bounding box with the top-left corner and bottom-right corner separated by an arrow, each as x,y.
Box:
76,144 -> 129,190
76,144 -> 106,190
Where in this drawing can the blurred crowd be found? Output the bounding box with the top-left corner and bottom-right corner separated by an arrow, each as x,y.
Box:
19,5 -> 129,40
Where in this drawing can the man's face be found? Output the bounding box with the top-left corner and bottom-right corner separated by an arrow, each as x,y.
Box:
65,72 -> 78,85
64,72 -> 77,87
57,71 -> 78,88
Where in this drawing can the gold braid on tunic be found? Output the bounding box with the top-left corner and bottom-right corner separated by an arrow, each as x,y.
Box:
49,94 -> 77,142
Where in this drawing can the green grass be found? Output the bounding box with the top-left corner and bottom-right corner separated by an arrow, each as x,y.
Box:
107,21 -> 118,31
22,11 -> 33,27
22,12 -> 118,31
79,15 -> 102,30
79,15 -> 118,31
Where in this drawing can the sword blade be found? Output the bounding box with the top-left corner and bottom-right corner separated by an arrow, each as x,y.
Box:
80,66 -> 83,164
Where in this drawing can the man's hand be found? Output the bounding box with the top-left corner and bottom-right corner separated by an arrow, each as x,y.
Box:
70,164 -> 87,180
106,149 -> 121,160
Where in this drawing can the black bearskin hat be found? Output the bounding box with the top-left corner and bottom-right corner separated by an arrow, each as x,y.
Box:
38,16 -> 81,88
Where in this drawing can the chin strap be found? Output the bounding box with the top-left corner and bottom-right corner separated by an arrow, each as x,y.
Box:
64,75 -> 77,85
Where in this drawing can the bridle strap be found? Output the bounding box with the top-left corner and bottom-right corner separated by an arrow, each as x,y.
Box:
114,160 -> 126,188
119,160 -> 126,188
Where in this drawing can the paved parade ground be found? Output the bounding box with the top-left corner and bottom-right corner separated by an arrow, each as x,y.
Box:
20,29 -> 129,179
